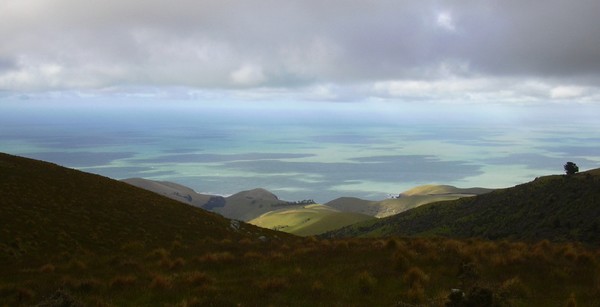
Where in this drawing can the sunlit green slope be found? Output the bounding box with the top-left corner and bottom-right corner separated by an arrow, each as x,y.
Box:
248,204 -> 374,236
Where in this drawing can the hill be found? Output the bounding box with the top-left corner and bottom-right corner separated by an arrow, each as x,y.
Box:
326,169 -> 600,244
216,188 -> 295,221
122,177 -> 214,208
0,152 -> 286,305
2,153 -> 600,306
248,204 -> 375,236
325,185 -> 492,218
122,180 -> 303,221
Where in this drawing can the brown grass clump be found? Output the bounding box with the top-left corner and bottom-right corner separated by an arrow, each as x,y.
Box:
120,240 -> 145,251
357,271 -> 377,294
174,297 -> 203,307
392,250 -> 410,273
67,259 -> 87,270
150,274 -> 173,290
405,284 -> 426,304
238,238 -> 254,245
115,258 -> 143,272
196,251 -> 235,263
148,247 -> 170,260
159,257 -> 185,270
498,276 -> 529,303
185,271 -> 213,286
38,263 -> 56,273
242,251 -> 264,261
109,275 -> 137,289
403,266 -> 429,288
385,238 -> 398,250
268,251 -> 285,261
565,292 -> 577,307
160,257 -> 186,270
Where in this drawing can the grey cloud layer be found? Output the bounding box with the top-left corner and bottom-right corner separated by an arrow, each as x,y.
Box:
2,0 -> 600,101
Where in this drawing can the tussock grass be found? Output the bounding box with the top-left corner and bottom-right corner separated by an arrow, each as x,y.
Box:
108,275 -> 137,289
149,274 -> 173,290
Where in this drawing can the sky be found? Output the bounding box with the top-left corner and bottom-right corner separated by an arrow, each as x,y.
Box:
1,1 -> 600,201
1,0 -> 600,104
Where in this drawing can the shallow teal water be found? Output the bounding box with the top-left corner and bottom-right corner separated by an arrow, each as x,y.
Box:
1,101 -> 599,202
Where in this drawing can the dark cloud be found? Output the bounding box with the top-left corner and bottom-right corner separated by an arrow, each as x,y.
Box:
2,0 -> 600,102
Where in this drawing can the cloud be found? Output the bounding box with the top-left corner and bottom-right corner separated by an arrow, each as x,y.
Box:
1,0 -> 600,104
436,12 -> 456,32
550,86 -> 586,99
230,64 -> 266,86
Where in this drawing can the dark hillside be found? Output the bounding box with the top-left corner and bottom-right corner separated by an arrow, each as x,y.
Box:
327,169 -> 600,244
0,152 -> 276,261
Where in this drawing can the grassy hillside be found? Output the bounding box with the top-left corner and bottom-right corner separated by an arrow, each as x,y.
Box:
122,177 -> 213,208
327,169 -> 600,244
325,185 -> 492,218
248,204 -> 375,236
2,152 -> 600,306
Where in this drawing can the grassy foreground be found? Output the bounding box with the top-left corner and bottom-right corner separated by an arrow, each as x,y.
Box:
2,237 -> 600,306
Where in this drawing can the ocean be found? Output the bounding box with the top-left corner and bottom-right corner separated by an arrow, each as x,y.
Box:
1,99 -> 599,203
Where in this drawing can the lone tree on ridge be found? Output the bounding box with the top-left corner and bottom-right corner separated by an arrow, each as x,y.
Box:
564,162 -> 579,175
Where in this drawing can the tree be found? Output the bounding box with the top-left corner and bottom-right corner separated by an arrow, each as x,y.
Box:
564,162 -> 579,175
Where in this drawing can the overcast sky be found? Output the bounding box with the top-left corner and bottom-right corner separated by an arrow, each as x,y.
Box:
2,0 -> 600,105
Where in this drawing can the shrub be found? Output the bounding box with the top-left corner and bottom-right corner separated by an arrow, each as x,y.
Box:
385,238 -> 398,250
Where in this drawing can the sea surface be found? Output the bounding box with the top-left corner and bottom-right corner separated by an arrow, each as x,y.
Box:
1,100 -> 599,203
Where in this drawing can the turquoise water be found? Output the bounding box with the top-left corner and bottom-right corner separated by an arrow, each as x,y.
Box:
1,100 -> 599,202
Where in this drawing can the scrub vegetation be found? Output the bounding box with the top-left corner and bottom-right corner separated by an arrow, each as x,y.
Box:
1,153 -> 600,306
